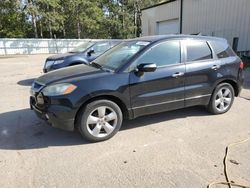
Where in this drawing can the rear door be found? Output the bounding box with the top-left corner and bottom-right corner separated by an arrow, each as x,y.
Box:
129,40 -> 186,118
183,39 -> 221,107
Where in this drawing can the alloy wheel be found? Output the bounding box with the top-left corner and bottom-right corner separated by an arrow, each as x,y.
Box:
214,87 -> 232,112
86,106 -> 118,138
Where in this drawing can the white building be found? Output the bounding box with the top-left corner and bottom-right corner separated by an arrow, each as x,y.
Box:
141,0 -> 250,54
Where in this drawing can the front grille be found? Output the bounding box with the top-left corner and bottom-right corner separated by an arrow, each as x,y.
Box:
30,96 -> 36,106
31,81 -> 45,93
33,82 -> 43,90
33,82 -> 42,90
32,94 -> 50,110
30,81 -> 49,110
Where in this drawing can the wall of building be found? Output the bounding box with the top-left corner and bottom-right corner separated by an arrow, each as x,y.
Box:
141,0 -> 250,52
0,39 -> 100,55
141,0 -> 180,36
182,0 -> 250,52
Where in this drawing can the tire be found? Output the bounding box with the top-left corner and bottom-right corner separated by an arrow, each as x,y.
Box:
77,100 -> 123,142
207,83 -> 235,114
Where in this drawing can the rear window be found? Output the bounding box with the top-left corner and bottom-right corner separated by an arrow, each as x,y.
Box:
209,41 -> 235,59
186,41 -> 212,62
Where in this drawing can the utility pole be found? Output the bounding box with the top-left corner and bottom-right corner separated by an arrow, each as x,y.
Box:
180,0 -> 183,34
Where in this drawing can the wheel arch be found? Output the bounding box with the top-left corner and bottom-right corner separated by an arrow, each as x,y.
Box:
214,79 -> 239,97
74,95 -> 131,129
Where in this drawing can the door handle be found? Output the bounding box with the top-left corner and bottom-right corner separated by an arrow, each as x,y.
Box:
211,65 -> 221,70
172,72 -> 184,78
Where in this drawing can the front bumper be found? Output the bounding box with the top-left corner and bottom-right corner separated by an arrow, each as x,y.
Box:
30,96 -> 76,131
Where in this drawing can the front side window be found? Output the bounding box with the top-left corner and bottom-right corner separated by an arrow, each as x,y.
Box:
133,40 -> 181,68
186,40 -> 212,62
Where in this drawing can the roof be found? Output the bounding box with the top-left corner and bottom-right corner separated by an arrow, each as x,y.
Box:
130,34 -> 227,42
141,0 -> 177,11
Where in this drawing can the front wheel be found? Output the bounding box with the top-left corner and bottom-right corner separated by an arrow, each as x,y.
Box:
77,100 -> 123,142
207,83 -> 235,114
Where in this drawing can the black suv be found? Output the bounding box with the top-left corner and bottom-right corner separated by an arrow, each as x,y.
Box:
30,35 -> 244,142
43,40 -> 121,73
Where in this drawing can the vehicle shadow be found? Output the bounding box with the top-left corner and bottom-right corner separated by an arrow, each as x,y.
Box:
17,78 -> 35,86
0,109 -> 87,150
0,106 -> 209,150
122,106 -> 209,131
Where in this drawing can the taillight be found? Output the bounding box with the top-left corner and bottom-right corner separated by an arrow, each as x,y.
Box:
240,61 -> 244,69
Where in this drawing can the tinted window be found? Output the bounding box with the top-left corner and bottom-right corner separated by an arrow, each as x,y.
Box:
134,40 -> 180,67
209,41 -> 235,59
186,41 -> 212,62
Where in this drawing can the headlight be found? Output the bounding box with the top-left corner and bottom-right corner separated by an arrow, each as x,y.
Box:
53,59 -> 64,65
42,83 -> 77,96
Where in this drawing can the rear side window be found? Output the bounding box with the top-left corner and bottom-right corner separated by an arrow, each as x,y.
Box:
209,41 -> 235,59
186,41 -> 212,62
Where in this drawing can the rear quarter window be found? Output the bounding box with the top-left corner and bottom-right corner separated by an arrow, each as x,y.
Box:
209,40 -> 236,59
186,40 -> 212,62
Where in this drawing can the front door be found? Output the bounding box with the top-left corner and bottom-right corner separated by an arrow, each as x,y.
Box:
129,40 -> 185,118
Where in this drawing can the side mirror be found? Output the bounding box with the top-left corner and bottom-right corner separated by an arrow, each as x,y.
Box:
87,49 -> 95,56
137,63 -> 157,73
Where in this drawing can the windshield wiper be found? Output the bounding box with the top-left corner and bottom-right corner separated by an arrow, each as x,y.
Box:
90,61 -> 103,69
90,62 -> 113,72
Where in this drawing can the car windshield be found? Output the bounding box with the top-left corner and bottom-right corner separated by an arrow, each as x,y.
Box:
89,41 -> 111,54
93,40 -> 151,71
70,41 -> 94,53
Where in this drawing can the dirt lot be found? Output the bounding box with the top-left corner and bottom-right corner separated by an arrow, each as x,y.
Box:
0,55 -> 250,188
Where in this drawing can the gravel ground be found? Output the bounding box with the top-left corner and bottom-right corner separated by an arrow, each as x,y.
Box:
0,55 -> 249,188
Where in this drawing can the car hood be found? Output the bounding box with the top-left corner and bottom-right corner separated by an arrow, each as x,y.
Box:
47,52 -> 77,60
36,64 -> 105,85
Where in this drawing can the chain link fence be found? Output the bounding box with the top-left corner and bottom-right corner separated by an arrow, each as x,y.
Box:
0,38 -> 101,55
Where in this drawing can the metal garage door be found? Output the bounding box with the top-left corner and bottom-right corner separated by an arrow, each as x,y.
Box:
157,19 -> 179,35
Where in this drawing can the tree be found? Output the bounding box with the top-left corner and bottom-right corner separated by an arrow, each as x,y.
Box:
100,0 -> 162,38
0,0 -> 163,39
24,0 -> 39,38
37,0 -> 65,38
0,0 -> 30,38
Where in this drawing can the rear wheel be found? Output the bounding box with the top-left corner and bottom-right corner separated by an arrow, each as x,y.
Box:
77,100 -> 123,142
207,83 -> 235,114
